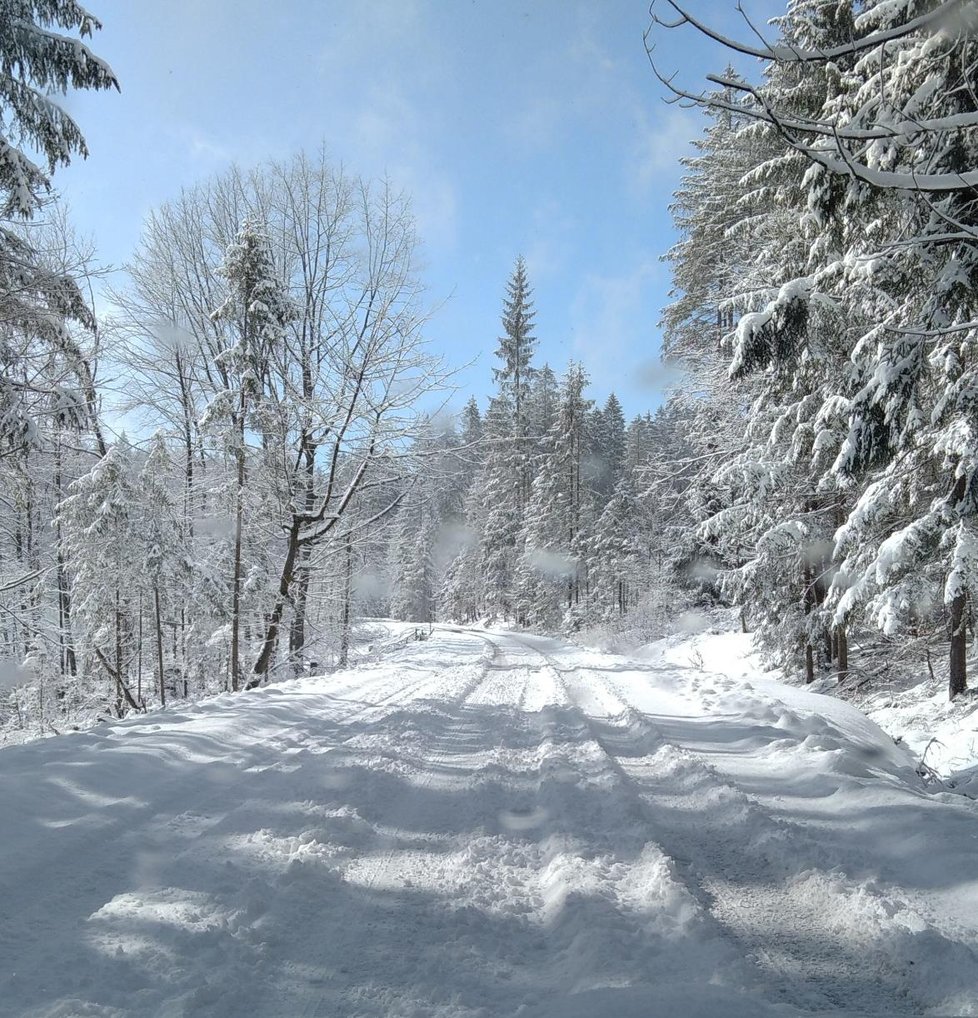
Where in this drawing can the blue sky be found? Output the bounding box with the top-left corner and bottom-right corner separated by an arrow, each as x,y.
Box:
56,0 -> 784,421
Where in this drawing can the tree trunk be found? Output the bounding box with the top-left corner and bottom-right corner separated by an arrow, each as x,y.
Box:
288,439 -> 317,672
155,587 -> 166,708
137,591 -> 143,703
54,432 -> 77,680
175,348 -> 196,539
114,591 -> 124,716
949,591 -> 967,699
835,624 -> 848,682
802,560 -> 816,683
339,533 -> 354,668
229,392 -> 246,693
250,517 -> 302,685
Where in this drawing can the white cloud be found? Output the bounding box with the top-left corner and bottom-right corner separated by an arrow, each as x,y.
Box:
346,87 -> 458,253
505,11 -> 699,191
630,106 -> 700,191
312,6 -> 459,253
506,94 -> 567,151
570,260 -> 663,390
523,198 -> 577,281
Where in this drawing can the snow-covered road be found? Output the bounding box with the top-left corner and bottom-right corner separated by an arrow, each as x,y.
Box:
3,624 -> 978,1017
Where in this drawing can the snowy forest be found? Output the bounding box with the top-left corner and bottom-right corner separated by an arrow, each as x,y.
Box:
4,0 -> 978,740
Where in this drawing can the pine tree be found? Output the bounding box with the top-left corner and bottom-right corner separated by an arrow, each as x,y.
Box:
442,477 -> 487,623
458,396 -> 484,493
624,414 -> 654,473
593,393 -> 626,499
391,504 -> 438,623
528,364 -> 559,459
137,434 -> 190,706
515,450 -> 573,629
656,0 -> 978,696
460,396 -> 483,446
592,479 -> 644,621
0,1 -> 116,454
0,1 -> 118,217
494,256 -> 537,509
209,218 -> 294,691
514,364 -> 594,625
479,394 -> 523,618
58,444 -> 142,715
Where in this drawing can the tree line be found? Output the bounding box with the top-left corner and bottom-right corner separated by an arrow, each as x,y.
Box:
0,5 -> 442,734
384,256 -> 676,634
645,0 -> 978,699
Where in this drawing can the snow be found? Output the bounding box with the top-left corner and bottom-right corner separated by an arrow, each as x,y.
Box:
3,622 -> 978,1017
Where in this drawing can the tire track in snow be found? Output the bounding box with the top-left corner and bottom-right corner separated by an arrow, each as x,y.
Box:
289,628 -> 753,1017
460,632 -> 783,1013
492,631 -> 954,1016
1,629 -> 495,1018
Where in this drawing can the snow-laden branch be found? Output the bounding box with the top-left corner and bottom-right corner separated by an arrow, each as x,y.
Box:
646,0 -> 967,65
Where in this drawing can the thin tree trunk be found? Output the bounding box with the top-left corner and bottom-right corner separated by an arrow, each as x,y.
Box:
54,430 -> 77,680
949,591 -> 967,699
175,347 -> 196,539
836,624 -> 848,682
230,393 -> 246,693
94,647 -> 142,713
251,517 -> 302,684
155,587 -> 166,707
137,590 -> 143,703
947,473 -> 969,699
802,560 -> 816,684
114,591 -> 124,716
288,439 -> 317,671
339,533 -> 353,668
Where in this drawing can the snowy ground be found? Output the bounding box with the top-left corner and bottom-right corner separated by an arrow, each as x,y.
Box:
832,667 -> 978,800
3,623 -> 978,1017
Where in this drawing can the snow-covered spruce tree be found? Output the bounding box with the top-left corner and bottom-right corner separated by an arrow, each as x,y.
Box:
494,256 -> 538,510
479,393 -> 523,619
514,431 -> 571,629
390,508 -> 438,624
651,0 -> 978,696
208,217 -> 295,692
0,1 -> 116,454
593,392 -> 627,500
660,72 -> 766,374
634,397 -> 703,592
459,397 -> 484,480
514,364 -> 595,627
658,78 -> 779,621
659,81 -> 819,673
0,1 -> 117,217
136,433 -> 192,707
528,363 -> 559,461
591,478 -> 645,621
440,401 -> 488,622
441,475 -> 488,623
821,1 -> 978,698
655,2 -> 880,682
624,413 -> 655,474
388,419 -> 471,624
458,261 -> 542,621
58,443 -> 142,716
